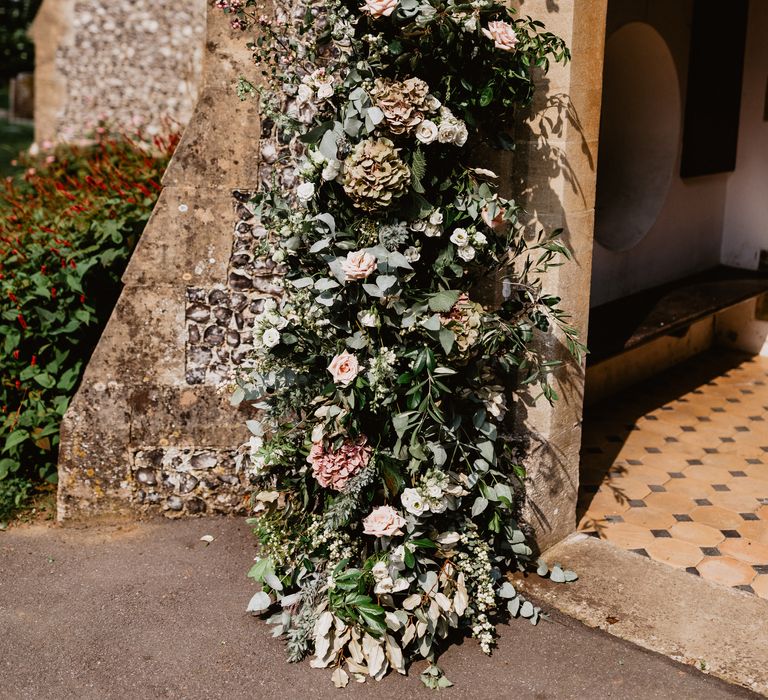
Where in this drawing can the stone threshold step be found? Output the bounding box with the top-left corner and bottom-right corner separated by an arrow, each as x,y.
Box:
514,533 -> 768,696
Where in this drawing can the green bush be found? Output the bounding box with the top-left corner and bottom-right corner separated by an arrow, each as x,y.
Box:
0,131 -> 179,515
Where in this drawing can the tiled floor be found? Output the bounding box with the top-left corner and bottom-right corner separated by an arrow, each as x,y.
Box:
579,349 -> 768,598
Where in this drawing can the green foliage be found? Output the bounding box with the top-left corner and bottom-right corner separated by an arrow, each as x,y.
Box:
0,475 -> 31,523
0,131 -> 178,513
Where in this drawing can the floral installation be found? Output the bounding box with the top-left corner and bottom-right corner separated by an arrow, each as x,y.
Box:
219,0 -> 580,689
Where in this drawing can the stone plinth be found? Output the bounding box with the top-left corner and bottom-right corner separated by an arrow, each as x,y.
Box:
29,0 -> 206,143
57,7 -> 265,522
510,0 -> 607,550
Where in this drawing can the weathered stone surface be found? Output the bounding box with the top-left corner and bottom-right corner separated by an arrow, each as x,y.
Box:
29,0 -> 206,142
57,7 -> 260,523
508,0 -> 608,551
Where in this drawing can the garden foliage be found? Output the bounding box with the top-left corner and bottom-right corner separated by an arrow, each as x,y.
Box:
221,0 -> 580,687
0,132 -> 178,520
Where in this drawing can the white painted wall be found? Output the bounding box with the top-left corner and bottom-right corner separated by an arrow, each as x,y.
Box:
591,1 -> 732,307
722,1 -> 768,270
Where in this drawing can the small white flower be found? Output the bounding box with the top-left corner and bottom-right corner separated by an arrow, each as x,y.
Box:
263,298 -> 278,312
404,246 -> 421,263
410,220 -> 428,233
296,182 -> 315,202
321,159 -> 341,181
316,81 -> 334,100
371,561 -> 389,581
472,231 -> 488,247
430,499 -> 448,514
457,245 -> 476,262
415,119 -> 439,145
401,487 -> 427,516
358,310 -> 378,327
262,328 -> 281,348
426,484 -> 443,499
260,143 -> 279,164
429,210 -> 444,226
374,577 -> 395,594
296,83 -> 313,107
424,224 -> 442,238
450,228 -> 469,246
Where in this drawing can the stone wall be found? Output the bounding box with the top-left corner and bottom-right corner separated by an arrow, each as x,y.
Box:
57,6 -> 263,521
29,0 -> 206,142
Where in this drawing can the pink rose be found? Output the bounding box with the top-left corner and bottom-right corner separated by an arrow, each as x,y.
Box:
481,205 -> 507,232
360,0 -> 398,18
482,21 -> 519,52
342,250 -> 377,281
308,437 -> 371,491
362,505 -> 406,537
328,351 -> 360,386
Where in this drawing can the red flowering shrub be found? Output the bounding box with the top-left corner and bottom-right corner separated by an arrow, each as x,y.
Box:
0,131 -> 179,519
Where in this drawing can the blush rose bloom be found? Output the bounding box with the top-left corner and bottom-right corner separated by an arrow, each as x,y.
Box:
361,0 -> 399,18
482,21 -> 520,52
342,250 -> 377,281
363,505 -> 407,537
328,351 -> 360,386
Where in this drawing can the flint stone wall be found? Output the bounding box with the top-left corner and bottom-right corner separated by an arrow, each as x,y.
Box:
57,5 -> 265,521
30,0 -> 206,142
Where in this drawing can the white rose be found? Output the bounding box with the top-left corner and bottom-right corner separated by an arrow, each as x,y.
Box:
450,228 -> 469,246
425,95 -> 441,112
425,224 -> 442,238
403,246 -> 421,263
472,231 -> 488,247
415,119 -> 439,145
296,182 -> 315,202
438,120 -> 460,144
362,506 -> 406,537
429,210 -> 444,226
482,20 -> 520,52
401,487 -> 427,516
360,0 -> 399,18
426,484 -> 443,499
457,245 -> 476,262
262,328 -> 281,348
454,122 -> 468,147
341,250 -> 378,281
327,350 -> 360,386
321,159 -> 341,181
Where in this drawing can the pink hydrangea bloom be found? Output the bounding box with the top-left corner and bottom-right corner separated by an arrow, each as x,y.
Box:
308,436 -> 372,491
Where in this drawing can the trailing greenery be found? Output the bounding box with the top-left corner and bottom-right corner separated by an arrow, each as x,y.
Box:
220,0 -> 580,687
0,132 -> 178,522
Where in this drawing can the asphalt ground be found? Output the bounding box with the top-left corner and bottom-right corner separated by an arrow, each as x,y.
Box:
0,517 -> 757,699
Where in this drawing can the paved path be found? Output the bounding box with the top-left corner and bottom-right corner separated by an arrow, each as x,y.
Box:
0,518 -> 756,699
